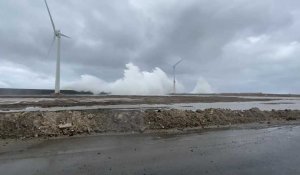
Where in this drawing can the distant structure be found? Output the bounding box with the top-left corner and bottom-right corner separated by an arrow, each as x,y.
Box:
0,88 -> 92,95
173,59 -> 183,94
44,0 -> 71,94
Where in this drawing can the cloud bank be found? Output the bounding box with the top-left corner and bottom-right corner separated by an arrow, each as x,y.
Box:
1,0 -> 300,93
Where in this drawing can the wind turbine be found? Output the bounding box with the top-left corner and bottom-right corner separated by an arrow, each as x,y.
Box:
173,58 -> 183,94
44,0 -> 70,94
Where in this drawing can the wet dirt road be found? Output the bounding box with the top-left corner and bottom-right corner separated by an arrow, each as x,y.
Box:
2,95 -> 300,112
1,125 -> 300,175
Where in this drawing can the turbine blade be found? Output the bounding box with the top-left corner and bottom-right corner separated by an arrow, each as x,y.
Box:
44,0 -> 56,33
60,33 -> 71,38
173,59 -> 183,67
46,35 -> 56,58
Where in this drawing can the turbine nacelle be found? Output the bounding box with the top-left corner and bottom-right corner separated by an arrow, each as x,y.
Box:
55,30 -> 60,37
54,30 -> 70,39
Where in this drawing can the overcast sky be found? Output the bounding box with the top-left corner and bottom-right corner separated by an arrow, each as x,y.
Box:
1,0 -> 300,94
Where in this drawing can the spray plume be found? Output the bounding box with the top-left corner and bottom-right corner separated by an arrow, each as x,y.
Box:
65,63 -> 184,95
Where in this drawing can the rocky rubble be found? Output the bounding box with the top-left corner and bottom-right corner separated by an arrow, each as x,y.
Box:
144,108 -> 300,129
0,108 -> 299,139
0,110 -> 144,139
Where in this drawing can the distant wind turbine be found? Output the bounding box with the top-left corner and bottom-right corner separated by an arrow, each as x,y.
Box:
44,0 -> 70,94
173,58 -> 183,94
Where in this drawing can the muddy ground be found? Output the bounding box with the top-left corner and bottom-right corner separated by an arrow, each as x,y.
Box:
0,108 -> 299,139
0,95 -> 275,111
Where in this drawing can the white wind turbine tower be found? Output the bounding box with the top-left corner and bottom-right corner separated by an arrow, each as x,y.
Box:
44,0 -> 70,94
173,59 -> 183,94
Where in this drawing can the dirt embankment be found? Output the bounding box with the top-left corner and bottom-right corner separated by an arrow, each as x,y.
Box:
0,108 -> 299,139
145,108 -> 299,129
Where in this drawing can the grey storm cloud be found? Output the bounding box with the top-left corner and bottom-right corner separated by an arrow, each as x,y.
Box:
1,0 -> 300,93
